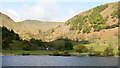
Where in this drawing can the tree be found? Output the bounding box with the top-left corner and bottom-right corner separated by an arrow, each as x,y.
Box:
64,41 -> 73,50
29,38 -> 44,50
21,40 -> 30,50
74,44 -> 88,53
22,44 -> 30,51
2,26 -> 20,49
22,41 -> 30,50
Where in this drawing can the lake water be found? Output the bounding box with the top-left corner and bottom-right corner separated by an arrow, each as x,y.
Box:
2,56 -> 119,66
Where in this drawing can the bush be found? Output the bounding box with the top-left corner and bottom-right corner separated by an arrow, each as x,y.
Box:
93,25 -> 102,31
89,47 -> 95,54
111,8 -> 120,18
117,51 -> 120,56
93,24 -> 119,32
103,46 -> 115,56
89,51 -> 102,56
61,50 -> 70,56
51,29 -> 54,33
22,52 -> 30,56
22,44 -> 31,51
52,51 -> 61,56
74,44 -> 88,53
89,14 -> 107,25
64,41 -> 73,50
118,45 -> 120,51
113,19 -> 116,22
111,24 -> 120,27
94,51 -> 102,56
118,45 -> 120,56
88,47 -> 102,56
22,41 -> 31,50
79,26 -> 82,31
83,27 -> 91,34
79,40 -> 90,44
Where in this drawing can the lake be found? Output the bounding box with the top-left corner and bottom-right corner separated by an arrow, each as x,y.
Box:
2,56 -> 119,66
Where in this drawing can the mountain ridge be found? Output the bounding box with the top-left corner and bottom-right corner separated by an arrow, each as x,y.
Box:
0,2 -> 119,42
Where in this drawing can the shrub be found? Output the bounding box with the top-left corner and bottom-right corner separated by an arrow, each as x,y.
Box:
79,26 -> 82,31
61,50 -> 70,56
93,24 -> 119,31
88,47 -> 102,56
64,41 -> 73,50
79,40 -> 90,44
51,29 -> 54,33
89,51 -> 102,56
117,51 -> 120,56
111,10 -> 118,18
93,25 -> 102,31
89,14 -> 107,25
118,45 -> 120,51
52,51 -> 61,56
22,52 -> 30,56
83,27 -> 91,33
111,24 -> 120,27
118,46 -> 120,56
94,51 -> 102,56
89,47 -> 95,54
22,44 -> 31,51
103,46 -> 115,56
74,44 -> 88,53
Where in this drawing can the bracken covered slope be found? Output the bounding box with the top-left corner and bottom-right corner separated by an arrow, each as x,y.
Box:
0,2 -> 119,43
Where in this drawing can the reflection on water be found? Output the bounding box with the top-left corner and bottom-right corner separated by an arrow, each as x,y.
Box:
2,56 -> 118,66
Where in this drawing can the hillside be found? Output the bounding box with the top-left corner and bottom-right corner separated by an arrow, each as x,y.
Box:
51,2 -> 119,42
0,2 -> 119,43
0,13 -> 64,40
66,2 -> 119,31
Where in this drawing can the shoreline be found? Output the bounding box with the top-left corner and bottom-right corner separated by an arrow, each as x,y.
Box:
2,53 -> 119,57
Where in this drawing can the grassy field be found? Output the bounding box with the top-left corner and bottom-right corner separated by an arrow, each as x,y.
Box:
2,38 -> 118,56
84,45 -> 118,53
2,50 -> 54,55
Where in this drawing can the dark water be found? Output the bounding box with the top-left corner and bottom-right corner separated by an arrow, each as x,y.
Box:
2,56 -> 119,66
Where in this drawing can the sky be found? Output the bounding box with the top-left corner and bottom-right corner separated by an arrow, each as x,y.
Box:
0,0 -> 119,22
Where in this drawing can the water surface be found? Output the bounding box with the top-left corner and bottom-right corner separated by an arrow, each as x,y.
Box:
2,56 -> 119,66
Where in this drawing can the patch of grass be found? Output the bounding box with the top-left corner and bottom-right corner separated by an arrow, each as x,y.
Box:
2,50 -> 54,55
9,41 -> 24,49
85,45 -> 108,51
84,45 -> 118,53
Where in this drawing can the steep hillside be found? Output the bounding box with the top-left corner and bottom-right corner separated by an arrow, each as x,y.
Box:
0,2 -> 119,43
65,2 -> 119,32
56,2 -> 119,47
46,2 -> 119,47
